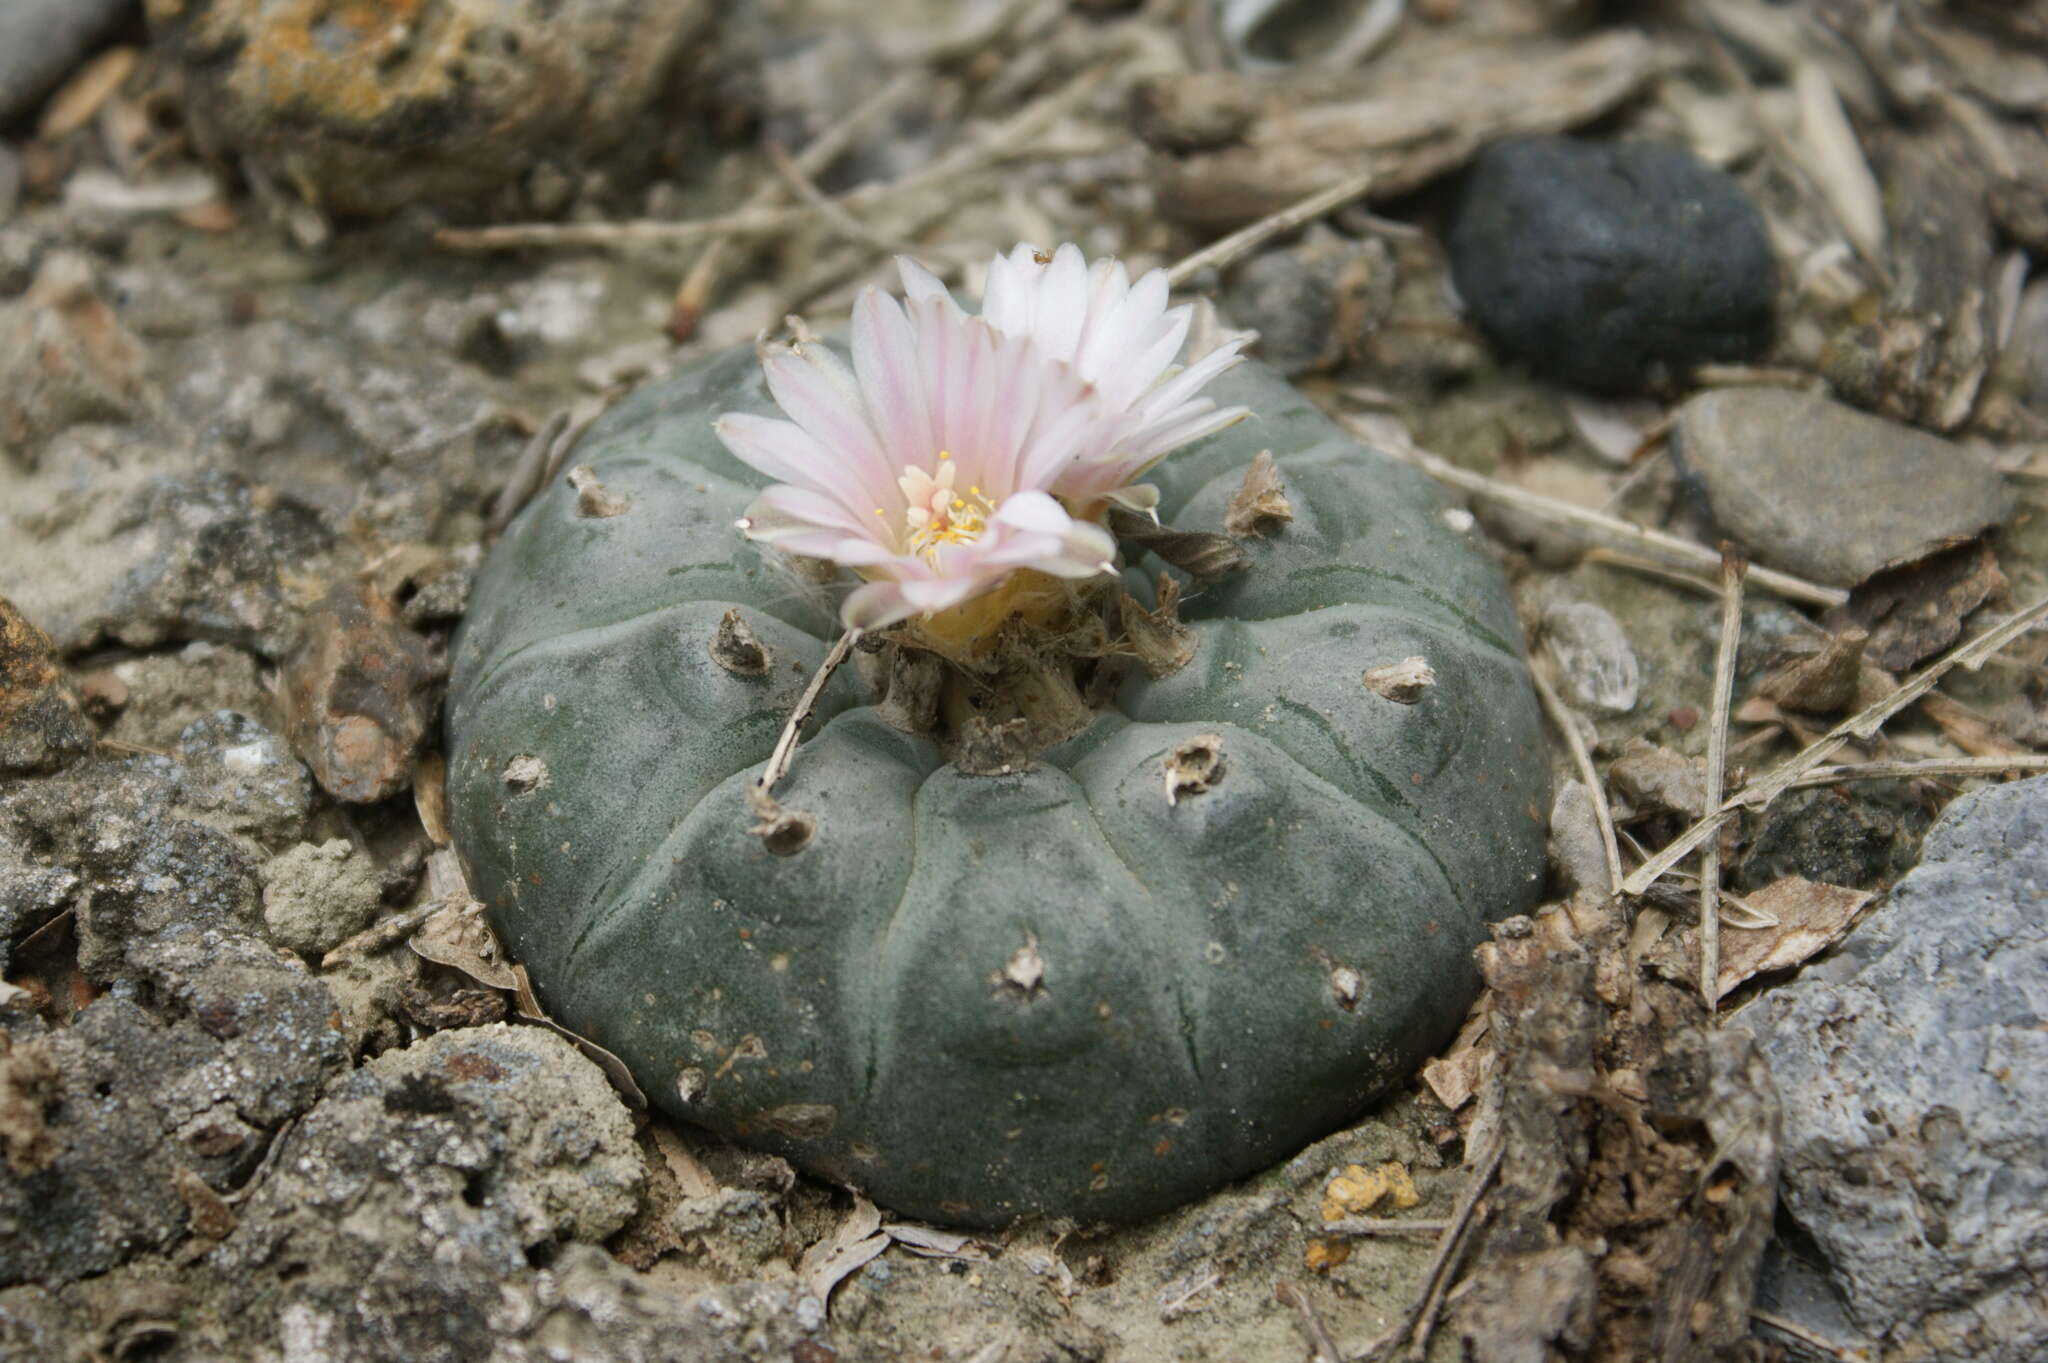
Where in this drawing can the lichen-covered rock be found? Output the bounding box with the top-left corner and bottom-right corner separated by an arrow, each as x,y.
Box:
208,1024 -> 644,1333
447,349 -> 1548,1225
1753,775 -> 2048,1362
147,0 -> 713,219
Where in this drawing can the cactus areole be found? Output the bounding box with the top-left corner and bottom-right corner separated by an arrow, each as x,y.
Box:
448,257 -> 1546,1227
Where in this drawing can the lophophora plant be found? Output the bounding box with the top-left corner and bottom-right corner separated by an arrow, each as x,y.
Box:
448,246 -> 1547,1226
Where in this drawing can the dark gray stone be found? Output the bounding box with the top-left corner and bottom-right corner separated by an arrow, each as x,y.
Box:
1221,229 -> 1392,377
1449,136 -> 1776,393
1751,775 -> 2048,1362
1672,388 -> 2013,589
1735,785 -> 1930,893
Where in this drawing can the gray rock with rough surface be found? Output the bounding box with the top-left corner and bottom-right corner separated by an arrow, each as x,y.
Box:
261,838 -> 383,958
1752,775 -> 2048,1362
1672,388 -> 2012,589
0,0 -> 131,124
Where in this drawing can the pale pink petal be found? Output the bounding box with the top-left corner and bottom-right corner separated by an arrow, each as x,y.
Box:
761,352 -> 897,512
714,413 -> 877,521
852,287 -> 936,470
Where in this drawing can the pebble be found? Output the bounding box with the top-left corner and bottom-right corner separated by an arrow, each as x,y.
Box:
0,0 -> 131,124
0,597 -> 92,775
1449,136 -> 1777,393
1222,229 -> 1392,377
1539,599 -> 1640,714
1672,388 -> 2013,588
1751,775 -> 2048,1362
149,0 -> 711,218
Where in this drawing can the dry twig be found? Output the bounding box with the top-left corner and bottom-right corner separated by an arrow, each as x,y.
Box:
1700,550 -> 1748,1010
1785,755 -> 2048,789
749,628 -> 863,838
1164,169 -> 1377,287
1352,425 -> 1849,609
1408,1137 -> 1504,1357
1530,664 -> 1624,896
1273,1282 -> 1342,1363
1622,595 -> 2048,896
1324,1217 -> 1451,1238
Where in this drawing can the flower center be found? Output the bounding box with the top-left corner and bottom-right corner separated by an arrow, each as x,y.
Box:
889,452 -> 997,562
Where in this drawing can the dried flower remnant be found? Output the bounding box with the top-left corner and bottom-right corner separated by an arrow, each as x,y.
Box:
714,244 -> 1251,634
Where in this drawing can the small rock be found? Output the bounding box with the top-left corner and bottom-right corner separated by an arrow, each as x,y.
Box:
261,839 -> 383,958
0,597 -> 92,775
0,252 -> 151,457
1540,600 -> 1640,714
0,0 -> 132,124
1736,786 -> 1929,894
278,586 -> 441,804
1449,136 -> 1776,393
176,711 -> 313,849
1672,388 -> 2013,589
150,0 -> 712,218
1607,738 -> 1705,819
1220,229 -> 1392,377
1547,780 -> 1608,895
1752,776 -> 2048,1362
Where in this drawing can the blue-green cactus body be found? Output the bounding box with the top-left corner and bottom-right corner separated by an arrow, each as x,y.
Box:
447,348 -> 1546,1225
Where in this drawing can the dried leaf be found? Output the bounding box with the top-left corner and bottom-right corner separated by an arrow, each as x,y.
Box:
1108,507 -> 1251,581
1224,450 -> 1293,537
800,1196 -> 890,1308
38,47 -> 142,141
172,1166 -> 237,1240
883,1223 -> 990,1260
408,896 -> 518,992
413,750 -> 450,846
651,1124 -> 720,1200
1757,629 -> 1868,714
1715,877 -> 1873,992
1831,542 -> 2007,673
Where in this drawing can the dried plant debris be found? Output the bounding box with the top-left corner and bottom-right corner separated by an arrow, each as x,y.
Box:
566,464 -> 629,518
1363,656 -> 1435,704
1119,575 -> 1199,680
1143,30 -> 1667,233
1757,627 -> 1870,714
1826,540 -> 2008,674
709,607 -> 771,676
278,584 -> 442,803
1164,732 -> 1226,805
1442,908 -> 1779,1363
1108,505 -> 1251,581
1643,876 -> 1874,998
1224,450 -> 1294,537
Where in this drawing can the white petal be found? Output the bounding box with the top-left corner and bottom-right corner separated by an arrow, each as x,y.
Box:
896,255 -> 953,305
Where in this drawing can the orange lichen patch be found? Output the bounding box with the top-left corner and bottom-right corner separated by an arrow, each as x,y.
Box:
1304,1238 -> 1350,1274
184,0 -> 478,127
1320,1161 -> 1420,1223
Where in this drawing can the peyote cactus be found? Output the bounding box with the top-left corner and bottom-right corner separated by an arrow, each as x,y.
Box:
448,333 -> 1546,1226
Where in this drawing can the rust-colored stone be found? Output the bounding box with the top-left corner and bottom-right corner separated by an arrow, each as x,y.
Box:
279,584 -> 441,803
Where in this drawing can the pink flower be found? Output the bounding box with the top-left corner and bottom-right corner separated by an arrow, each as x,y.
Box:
714,244 -> 1251,631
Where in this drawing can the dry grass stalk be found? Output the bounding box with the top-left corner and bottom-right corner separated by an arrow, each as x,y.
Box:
1530,663 -> 1624,897
1785,754 -> 2048,789
1163,169 -> 1377,288
1700,550 -> 1748,1010
1622,595 -> 2048,896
